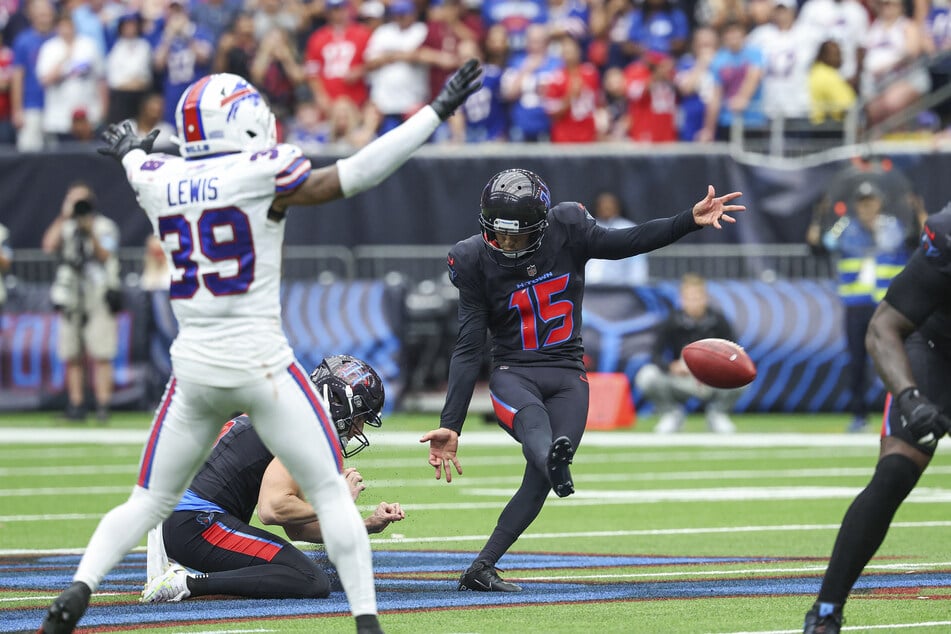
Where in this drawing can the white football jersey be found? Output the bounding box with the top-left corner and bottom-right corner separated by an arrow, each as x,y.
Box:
798,0 -> 869,81
124,144 -> 312,386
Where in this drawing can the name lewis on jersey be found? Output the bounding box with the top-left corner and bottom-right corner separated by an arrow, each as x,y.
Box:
167,176 -> 220,207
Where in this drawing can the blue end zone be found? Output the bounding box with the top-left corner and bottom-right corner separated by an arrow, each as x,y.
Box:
4,551 -> 951,632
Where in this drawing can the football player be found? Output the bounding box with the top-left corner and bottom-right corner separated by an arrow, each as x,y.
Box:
421,169 -> 744,591
39,61 -> 481,634
141,355 -> 405,603
803,208 -> 951,634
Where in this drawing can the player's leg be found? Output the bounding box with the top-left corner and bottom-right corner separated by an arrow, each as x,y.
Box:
41,378 -> 223,633
805,332 -> 946,631
244,363 -> 378,628
460,368 -> 584,591
156,511 -> 330,600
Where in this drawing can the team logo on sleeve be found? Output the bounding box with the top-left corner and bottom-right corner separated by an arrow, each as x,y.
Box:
447,255 -> 457,281
921,223 -> 941,258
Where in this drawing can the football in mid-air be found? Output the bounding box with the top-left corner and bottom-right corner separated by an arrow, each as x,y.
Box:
681,338 -> 757,389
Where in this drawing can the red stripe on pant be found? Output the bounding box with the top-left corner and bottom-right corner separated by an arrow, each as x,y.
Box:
200,521 -> 281,562
491,393 -> 516,430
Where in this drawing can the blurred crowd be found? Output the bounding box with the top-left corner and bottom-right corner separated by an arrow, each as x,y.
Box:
0,0 -> 950,152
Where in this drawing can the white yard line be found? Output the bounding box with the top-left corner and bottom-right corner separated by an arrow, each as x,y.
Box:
724,624 -> 951,634
0,428 -> 885,447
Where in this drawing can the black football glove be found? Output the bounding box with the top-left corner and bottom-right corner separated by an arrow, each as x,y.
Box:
430,58 -> 483,121
97,119 -> 160,162
895,387 -> 951,445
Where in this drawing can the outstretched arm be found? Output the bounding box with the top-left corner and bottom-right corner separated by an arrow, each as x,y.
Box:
691,185 -> 744,229
272,59 -> 483,212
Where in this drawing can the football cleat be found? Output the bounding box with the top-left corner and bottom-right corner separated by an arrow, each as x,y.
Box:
803,602 -> 843,634
547,435 -> 575,498
458,561 -> 522,592
38,581 -> 91,634
141,564 -> 191,603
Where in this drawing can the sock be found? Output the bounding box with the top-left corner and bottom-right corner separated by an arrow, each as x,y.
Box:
817,454 -> 921,604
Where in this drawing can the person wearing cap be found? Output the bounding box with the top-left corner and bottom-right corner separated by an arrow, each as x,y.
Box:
304,0 -> 372,118
807,176 -> 912,432
621,48 -> 677,142
363,0 -> 429,135
41,181 -> 122,423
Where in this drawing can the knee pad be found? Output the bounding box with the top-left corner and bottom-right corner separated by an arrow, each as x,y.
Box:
870,454 -> 921,503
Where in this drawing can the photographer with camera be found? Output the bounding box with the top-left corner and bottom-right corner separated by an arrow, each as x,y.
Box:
42,182 -> 121,422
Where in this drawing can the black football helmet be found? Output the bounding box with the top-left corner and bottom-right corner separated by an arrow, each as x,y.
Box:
309,354 -> 385,458
479,169 -> 551,264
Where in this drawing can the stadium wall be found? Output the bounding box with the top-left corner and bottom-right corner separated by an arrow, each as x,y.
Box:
2,148 -> 950,249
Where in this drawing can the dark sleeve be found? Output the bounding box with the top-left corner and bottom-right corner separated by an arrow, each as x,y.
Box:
439,259 -> 488,435
713,309 -> 736,340
882,250 -> 948,326
585,209 -> 701,260
650,315 -> 675,367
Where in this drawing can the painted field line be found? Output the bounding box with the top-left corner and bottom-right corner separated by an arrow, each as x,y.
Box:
0,592 -> 126,603
0,448 -> 882,476
725,622 -> 951,634
2,518 -> 948,551
530,560 -> 951,581
0,428 -> 884,448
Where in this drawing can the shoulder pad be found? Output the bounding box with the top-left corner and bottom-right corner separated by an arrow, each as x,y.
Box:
549,202 -> 591,226
920,207 -> 951,273
447,236 -> 482,285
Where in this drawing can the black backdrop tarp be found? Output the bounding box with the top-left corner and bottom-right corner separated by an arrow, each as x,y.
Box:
3,149 -> 951,250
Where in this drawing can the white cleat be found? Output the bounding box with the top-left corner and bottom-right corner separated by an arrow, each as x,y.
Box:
140,564 -> 191,603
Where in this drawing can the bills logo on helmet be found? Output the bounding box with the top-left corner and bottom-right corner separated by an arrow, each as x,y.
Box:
221,80 -> 262,123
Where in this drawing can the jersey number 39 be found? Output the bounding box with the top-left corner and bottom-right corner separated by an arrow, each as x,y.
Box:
159,207 -> 255,299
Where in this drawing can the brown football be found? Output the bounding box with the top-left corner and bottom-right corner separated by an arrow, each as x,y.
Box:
681,338 -> 757,389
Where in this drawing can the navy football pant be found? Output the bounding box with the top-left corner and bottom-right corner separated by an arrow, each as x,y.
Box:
477,366 -> 589,566
164,510 -> 330,599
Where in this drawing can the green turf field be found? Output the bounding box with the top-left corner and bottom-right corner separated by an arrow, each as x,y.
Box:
3,410 -> 951,633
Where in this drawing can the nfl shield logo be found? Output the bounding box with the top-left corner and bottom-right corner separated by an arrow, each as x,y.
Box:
527,264 -> 537,277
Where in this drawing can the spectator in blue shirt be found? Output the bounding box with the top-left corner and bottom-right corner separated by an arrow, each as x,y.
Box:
624,0 -> 689,59
460,26 -> 508,142
482,0 -> 547,52
11,0 -> 54,150
153,0 -> 213,125
698,20 -> 765,142
501,23 -> 561,141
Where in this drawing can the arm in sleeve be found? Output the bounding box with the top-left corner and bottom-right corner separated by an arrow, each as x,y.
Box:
585,208 -> 700,260
439,283 -> 488,434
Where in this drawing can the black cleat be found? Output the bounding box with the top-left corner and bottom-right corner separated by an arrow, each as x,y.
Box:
457,560 -> 522,592
38,582 -> 91,634
547,435 -> 575,497
803,602 -> 843,634
355,613 -> 384,634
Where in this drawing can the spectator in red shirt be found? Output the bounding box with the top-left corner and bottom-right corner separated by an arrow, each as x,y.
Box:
419,0 -> 477,103
0,31 -> 14,145
544,36 -> 600,142
304,0 -> 371,118
622,50 -> 677,142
